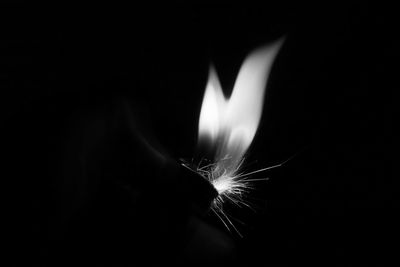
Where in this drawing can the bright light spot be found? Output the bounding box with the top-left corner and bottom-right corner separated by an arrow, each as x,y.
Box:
198,39 -> 284,179
195,39 -> 285,235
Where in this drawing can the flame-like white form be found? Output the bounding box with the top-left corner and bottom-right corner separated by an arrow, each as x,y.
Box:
198,39 -> 284,194
192,39 -> 285,236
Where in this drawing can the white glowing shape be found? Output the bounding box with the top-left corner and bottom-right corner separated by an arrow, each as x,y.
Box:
193,39 -> 285,236
198,39 -> 284,192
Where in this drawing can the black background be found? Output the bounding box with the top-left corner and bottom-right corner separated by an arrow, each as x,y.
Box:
2,3 -> 396,266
